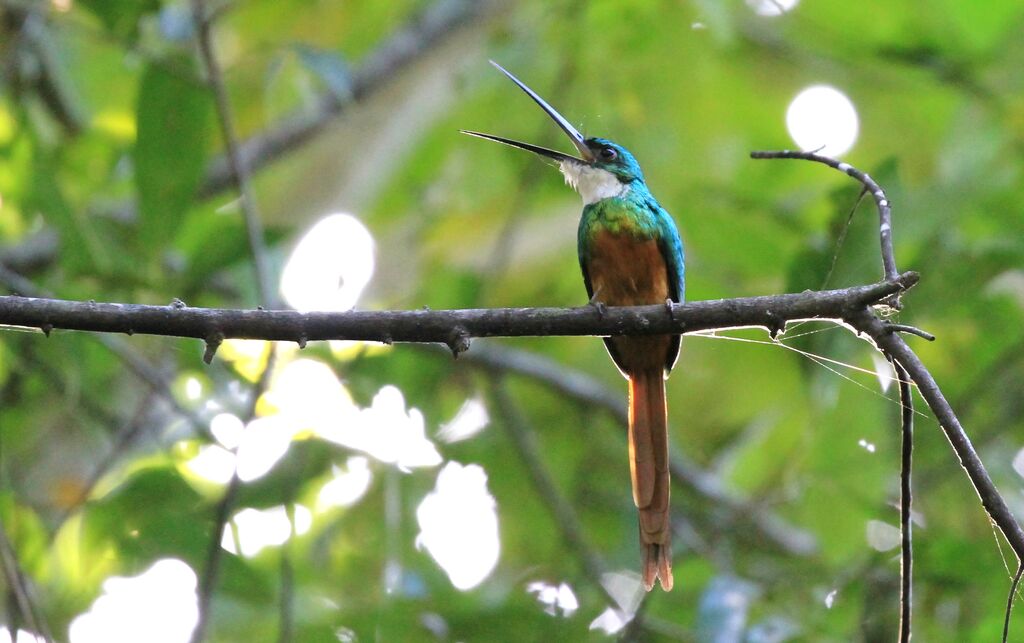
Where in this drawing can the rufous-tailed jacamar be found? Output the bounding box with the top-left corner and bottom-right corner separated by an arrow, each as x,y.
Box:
463,62 -> 685,591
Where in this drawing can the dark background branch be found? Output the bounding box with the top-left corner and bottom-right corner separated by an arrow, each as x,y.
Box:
458,343 -> 817,557
189,1 -> 279,639
198,0 -> 499,197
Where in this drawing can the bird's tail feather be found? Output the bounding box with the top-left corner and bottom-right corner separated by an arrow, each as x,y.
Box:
628,369 -> 673,591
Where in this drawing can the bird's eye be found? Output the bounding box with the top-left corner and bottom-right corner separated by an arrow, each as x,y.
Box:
600,147 -> 617,161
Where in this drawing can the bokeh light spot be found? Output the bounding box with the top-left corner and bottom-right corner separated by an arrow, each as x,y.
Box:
185,359 -> 439,487
235,416 -> 294,482
183,376 -> 203,401
317,456 -> 373,510
0,629 -> 47,643
866,519 -> 901,551
1013,448 -> 1024,479
262,358 -> 356,433
221,505 -> 312,557
280,213 -> 375,312
318,385 -> 442,470
870,352 -> 894,393
590,608 -> 630,635
747,0 -> 799,16
437,397 -> 489,443
527,581 -> 579,617
185,444 -> 235,484
69,559 -> 198,643
210,413 -> 244,449
786,85 -> 859,156
416,462 -> 499,590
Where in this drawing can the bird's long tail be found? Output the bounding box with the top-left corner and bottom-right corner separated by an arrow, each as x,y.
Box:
628,368 -> 673,591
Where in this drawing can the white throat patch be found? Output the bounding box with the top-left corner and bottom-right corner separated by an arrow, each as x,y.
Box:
559,161 -> 628,205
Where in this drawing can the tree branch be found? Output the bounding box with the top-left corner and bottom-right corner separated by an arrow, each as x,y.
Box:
754,149 -> 1024,639
751,150 -> 899,283
0,264 -> 211,439
0,274 -> 916,354
846,308 -> 1024,572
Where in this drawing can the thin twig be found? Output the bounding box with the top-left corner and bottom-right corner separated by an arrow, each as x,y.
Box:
914,334 -> 1024,491
191,0 -> 274,306
277,501 -> 296,643
488,378 -> 684,638
0,517 -> 51,642
1005,565 -> 1024,643
821,185 -> 867,290
53,394 -> 155,532
191,474 -> 240,643
3,3 -> 86,136
892,358 -> 913,643
886,323 -> 936,341
751,150 -> 899,283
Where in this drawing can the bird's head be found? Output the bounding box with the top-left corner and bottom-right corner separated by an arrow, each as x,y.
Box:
462,62 -> 644,205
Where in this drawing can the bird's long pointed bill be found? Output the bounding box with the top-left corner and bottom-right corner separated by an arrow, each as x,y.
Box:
459,131 -> 581,164
460,61 -> 593,163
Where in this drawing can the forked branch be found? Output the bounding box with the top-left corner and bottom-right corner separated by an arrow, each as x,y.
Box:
753,149 -> 1024,641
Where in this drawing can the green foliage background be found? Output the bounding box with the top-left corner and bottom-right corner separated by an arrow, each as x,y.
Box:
2,0 -> 1024,640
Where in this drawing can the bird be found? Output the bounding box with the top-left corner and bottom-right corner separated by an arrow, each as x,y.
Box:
462,61 -> 685,591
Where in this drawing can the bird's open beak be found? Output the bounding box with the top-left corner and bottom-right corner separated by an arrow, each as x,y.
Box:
461,61 -> 595,164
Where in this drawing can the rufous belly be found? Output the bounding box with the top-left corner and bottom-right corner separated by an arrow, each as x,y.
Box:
586,230 -> 672,373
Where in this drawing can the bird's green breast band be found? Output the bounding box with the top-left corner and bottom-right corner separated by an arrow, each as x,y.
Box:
579,197 -> 663,244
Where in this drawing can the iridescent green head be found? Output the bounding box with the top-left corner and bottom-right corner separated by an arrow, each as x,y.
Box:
579,137 -> 644,184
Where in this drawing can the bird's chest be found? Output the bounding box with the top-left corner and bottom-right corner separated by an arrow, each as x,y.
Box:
583,228 -> 670,307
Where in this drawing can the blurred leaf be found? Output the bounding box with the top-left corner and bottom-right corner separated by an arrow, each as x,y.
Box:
0,493 -> 49,577
83,466 -> 208,564
176,206 -> 251,289
133,59 -> 211,255
28,145 -> 106,275
78,0 -> 160,41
